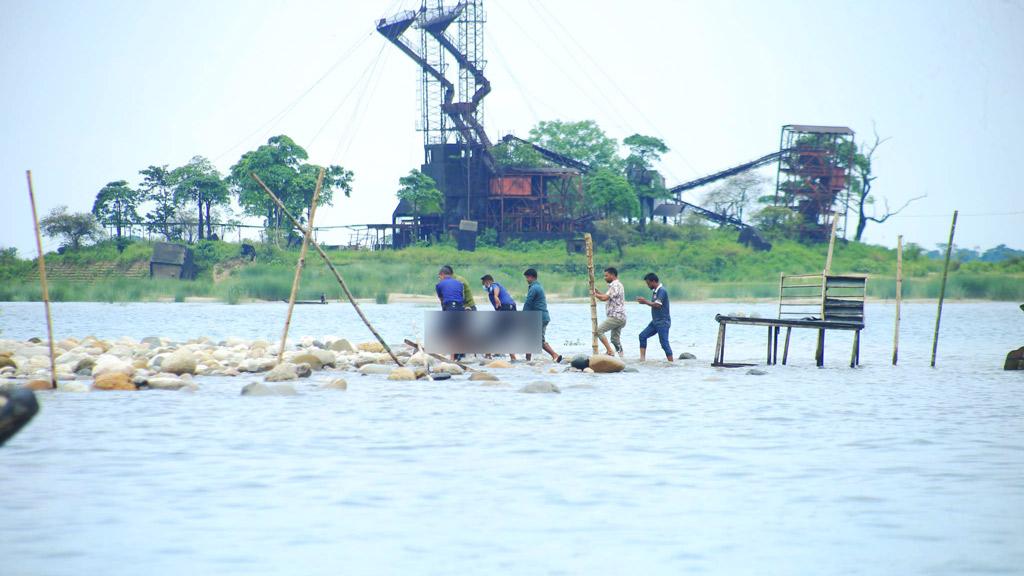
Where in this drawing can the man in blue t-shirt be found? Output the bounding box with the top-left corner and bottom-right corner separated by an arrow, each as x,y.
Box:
637,272 -> 673,362
435,266 -> 465,311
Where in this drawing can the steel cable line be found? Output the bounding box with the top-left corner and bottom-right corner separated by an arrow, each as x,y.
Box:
308,43 -> 388,149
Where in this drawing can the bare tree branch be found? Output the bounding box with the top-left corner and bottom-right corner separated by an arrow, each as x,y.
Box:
866,194 -> 927,224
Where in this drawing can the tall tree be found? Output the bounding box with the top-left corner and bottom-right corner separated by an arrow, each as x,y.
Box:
702,172 -> 770,222
229,135 -> 352,240
40,206 -> 102,250
528,120 -> 621,171
138,164 -> 180,241
92,180 -> 141,240
171,156 -> 229,241
396,169 -> 443,241
849,129 -> 924,241
623,133 -> 670,225
586,168 -> 639,220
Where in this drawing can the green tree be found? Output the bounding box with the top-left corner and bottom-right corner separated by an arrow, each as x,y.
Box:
138,164 -> 180,241
171,156 -> 230,241
702,172 -> 770,222
491,139 -> 545,169
229,135 -> 352,239
92,180 -> 141,240
396,169 -> 443,241
587,168 -> 639,220
40,205 -> 102,250
847,130 -> 924,242
623,134 -> 670,225
528,120 -> 621,171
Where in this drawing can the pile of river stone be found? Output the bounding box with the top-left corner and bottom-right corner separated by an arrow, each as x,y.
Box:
0,336 -> 586,393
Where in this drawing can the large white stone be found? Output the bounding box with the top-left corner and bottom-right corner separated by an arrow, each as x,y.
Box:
92,354 -> 134,377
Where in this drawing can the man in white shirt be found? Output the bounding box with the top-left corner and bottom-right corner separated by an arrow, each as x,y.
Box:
592,267 -> 627,358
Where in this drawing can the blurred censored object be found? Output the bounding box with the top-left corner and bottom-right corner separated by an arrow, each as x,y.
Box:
426,311 -> 542,354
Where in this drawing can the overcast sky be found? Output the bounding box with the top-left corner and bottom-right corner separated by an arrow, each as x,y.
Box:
2,0 -> 1022,255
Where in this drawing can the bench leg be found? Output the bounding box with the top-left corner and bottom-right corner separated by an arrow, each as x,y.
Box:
850,330 -> 858,368
773,326 -> 780,366
782,327 -> 791,365
815,329 -> 825,367
713,322 -> 725,365
767,326 -> 773,365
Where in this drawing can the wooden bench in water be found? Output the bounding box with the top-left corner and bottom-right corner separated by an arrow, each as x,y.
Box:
712,272 -> 867,368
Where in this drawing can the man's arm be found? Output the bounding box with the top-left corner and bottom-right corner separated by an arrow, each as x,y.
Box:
489,287 -> 500,310
593,290 -> 610,302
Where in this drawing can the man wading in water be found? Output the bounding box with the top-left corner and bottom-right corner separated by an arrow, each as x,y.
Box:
637,272 -> 673,362
482,274 -> 518,362
522,268 -> 562,363
592,266 -> 626,358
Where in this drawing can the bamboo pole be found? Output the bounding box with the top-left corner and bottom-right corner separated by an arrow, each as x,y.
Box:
824,212 -> 840,275
892,235 -> 903,365
251,173 -> 403,366
931,211 -> 958,367
277,169 -> 324,363
585,233 -> 598,354
26,171 -> 58,388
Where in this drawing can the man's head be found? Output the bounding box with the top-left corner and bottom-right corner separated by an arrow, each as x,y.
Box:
523,268 -> 538,283
480,274 -> 494,288
603,267 -> 618,284
438,264 -> 454,279
643,272 -> 660,289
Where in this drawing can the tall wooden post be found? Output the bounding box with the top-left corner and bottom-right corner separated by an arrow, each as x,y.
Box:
892,235 -> 903,366
251,173 -> 403,366
26,171 -> 58,388
824,213 -> 840,275
930,211 -> 958,367
585,233 -> 598,354
277,169 -> 324,363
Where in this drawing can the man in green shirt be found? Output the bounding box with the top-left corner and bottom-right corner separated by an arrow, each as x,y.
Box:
522,268 -> 562,363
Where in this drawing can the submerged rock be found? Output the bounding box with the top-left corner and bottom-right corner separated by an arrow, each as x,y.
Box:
678,352 -> 697,360
570,355 -> 589,370
358,364 -> 392,375
588,354 -> 625,374
145,376 -> 191,390
241,382 -> 298,396
746,368 -> 768,376
23,379 -> 54,391
434,362 -> 464,375
388,367 -> 417,381
324,378 -> 348,390
485,359 -> 512,369
519,381 -> 561,394
469,372 -> 499,382
294,363 -> 313,378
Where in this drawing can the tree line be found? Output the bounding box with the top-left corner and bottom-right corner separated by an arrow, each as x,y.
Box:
41,135 -> 352,252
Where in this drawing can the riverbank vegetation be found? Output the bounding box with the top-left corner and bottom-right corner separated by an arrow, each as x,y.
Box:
2,225 -> 1021,303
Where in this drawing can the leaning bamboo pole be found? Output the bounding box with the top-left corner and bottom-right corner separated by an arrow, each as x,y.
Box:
251,173 -> 403,366
277,169 -> 324,363
824,212 -> 840,275
585,233 -> 598,354
892,235 -> 903,366
26,170 -> 57,388
931,211 -> 958,368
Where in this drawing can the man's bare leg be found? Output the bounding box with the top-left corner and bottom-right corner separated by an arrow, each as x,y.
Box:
639,347 -> 646,362
598,335 -> 615,356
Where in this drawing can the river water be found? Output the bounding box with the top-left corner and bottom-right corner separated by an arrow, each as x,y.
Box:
1,301 -> 1022,575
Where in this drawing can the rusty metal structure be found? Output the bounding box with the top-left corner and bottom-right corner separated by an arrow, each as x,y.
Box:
377,1 -> 587,248
774,125 -> 856,241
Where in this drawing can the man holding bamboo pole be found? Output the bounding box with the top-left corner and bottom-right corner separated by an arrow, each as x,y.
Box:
592,267 -> 627,358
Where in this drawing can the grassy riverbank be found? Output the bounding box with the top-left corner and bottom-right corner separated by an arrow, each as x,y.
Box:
2,228 -> 1022,303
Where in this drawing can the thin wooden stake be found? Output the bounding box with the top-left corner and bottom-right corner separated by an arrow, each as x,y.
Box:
892,235 -> 903,365
824,212 -> 840,275
26,171 -> 58,389
931,211 -> 958,367
585,233 -> 597,354
277,169 -> 324,363
251,173 -> 403,366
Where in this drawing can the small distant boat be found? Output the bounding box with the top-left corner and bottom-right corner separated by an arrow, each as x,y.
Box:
282,299 -> 329,305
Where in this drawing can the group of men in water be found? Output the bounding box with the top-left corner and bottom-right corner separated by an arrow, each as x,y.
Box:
435,265 -> 674,362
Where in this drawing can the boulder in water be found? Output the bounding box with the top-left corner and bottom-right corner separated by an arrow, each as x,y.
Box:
0,357 -> 17,370
485,359 -> 512,369
264,363 -> 299,382
324,379 -> 348,390
357,341 -> 384,353
291,352 -> 324,371
678,352 -> 697,360
746,368 -> 768,376
329,339 -> 355,353
241,382 -> 298,396
588,354 -> 625,374
23,379 -> 53,391
358,364 -> 392,375
93,373 -> 136,391
469,372 -> 499,382
519,381 -> 561,394
294,363 -> 313,378
162,350 -> 198,375
92,354 -> 133,377
1005,347 -> 1024,370
570,355 -> 589,370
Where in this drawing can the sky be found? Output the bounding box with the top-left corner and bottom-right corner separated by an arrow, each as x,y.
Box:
2,0 -> 1023,256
